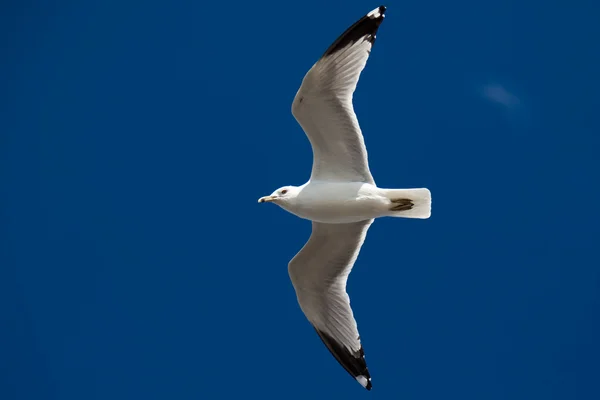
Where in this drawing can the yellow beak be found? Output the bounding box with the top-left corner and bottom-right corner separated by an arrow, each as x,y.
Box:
258,195 -> 276,203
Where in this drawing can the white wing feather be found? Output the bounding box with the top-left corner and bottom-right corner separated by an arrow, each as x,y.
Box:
291,6 -> 386,184
288,220 -> 373,387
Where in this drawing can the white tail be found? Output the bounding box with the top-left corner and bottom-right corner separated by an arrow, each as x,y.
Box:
384,188 -> 431,219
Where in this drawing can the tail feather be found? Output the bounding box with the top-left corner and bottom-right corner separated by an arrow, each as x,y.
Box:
384,188 -> 431,219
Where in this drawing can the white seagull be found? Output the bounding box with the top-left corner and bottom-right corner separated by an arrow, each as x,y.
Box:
258,6 -> 431,390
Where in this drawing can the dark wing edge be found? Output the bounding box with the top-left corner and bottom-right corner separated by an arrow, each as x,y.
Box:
314,327 -> 373,390
321,5 -> 386,58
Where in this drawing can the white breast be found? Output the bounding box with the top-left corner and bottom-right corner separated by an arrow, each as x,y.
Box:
286,182 -> 388,223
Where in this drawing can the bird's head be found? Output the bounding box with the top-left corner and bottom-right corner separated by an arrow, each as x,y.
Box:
258,186 -> 299,206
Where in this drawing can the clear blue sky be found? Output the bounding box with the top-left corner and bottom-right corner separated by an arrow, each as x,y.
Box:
2,1 -> 599,399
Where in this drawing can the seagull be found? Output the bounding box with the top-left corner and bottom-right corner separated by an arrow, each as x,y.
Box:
258,5 -> 431,390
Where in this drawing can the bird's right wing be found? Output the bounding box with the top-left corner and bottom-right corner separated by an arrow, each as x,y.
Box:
291,6 -> 386,184
288,220 -> 374,390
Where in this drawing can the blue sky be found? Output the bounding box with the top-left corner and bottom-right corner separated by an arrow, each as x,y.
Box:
1,1 -> 599,399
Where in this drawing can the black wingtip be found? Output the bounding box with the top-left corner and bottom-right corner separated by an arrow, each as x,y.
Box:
322,6 -> 387,58
375,5 -> 387,16
314,328 -> 373,390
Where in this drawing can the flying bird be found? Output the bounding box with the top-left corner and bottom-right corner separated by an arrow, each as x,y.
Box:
258,5 -> 431,390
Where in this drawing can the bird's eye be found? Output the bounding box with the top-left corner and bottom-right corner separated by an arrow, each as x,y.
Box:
281,189 -> 288,195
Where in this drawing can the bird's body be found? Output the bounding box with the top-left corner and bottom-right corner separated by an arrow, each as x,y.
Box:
276,181 -> 429,224
277,181 -> 384,223
258,6 -> 431,391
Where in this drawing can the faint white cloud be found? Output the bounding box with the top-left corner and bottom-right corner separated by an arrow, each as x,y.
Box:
481,83 -> 520,108
477,82 -> 533,131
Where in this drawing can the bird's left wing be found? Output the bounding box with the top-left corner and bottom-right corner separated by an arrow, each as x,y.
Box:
291,6 -> 386,184
288,220 -> 374,390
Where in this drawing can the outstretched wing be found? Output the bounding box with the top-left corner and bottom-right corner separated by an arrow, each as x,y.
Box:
288,220 -> 374,390
291,6 -> 386,184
